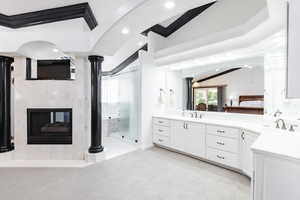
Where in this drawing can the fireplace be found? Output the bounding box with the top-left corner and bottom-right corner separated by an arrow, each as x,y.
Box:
27,108 -> 72,144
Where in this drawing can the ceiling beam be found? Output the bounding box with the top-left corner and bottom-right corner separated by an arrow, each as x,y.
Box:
196,67 -> 241,83
0,3 -> 98,30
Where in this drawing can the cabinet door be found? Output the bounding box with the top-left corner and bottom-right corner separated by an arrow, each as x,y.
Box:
242,131 -> 258,177
185,122 -> 206,158
172,120 -> 187,152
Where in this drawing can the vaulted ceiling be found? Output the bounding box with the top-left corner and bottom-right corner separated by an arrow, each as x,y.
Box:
0,0 -> 282,72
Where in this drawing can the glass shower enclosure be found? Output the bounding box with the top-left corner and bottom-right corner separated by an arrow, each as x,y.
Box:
102,70 -> 139,143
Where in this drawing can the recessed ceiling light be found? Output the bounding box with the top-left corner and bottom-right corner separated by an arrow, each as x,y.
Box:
53,48 -> 59,52
138,41 -> 144,46
164,1 -> 175,9
121,27 -> 130,34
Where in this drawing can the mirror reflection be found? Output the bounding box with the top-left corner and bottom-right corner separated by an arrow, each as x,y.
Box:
175,57 -> 265,115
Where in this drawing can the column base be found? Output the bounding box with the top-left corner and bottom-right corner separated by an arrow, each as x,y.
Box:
88,145 -> 104,154
85,151 -> 105,163
0,144 -> 14,153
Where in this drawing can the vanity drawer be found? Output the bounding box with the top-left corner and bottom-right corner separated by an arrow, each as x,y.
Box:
153,118 -> 170,127
206,147 -> 239,169
206,135 -> 239,153
207,125 -> 239,139
153,134 -> 170,146
153,125 -> 170,137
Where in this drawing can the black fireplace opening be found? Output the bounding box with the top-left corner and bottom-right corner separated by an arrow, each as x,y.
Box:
27,108 -> 72,145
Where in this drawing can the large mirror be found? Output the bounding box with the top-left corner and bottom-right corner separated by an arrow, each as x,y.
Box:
168,57 -> 265,115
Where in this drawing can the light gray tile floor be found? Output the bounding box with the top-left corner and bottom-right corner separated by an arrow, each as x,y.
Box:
0,147 -> 250,200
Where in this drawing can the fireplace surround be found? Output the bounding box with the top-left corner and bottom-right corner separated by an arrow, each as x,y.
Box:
27,108 -> 72,145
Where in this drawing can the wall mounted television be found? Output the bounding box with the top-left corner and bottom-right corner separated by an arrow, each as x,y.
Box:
37,60 -> 71,80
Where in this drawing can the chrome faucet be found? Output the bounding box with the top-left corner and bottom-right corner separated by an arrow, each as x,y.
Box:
274,110 -> 282,117
275,118 -> 287,130
289,124 -> 298,132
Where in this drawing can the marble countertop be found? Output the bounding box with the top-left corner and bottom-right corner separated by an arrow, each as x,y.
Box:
153,113 -> 300,163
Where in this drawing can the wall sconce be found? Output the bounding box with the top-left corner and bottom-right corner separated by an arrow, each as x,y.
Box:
169,89 -> 174,95
159,88 -> 165,104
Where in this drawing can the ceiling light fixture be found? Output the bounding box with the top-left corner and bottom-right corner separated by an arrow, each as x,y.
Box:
121,27 -> 130,34
164,1 -> 175,9
138,41 -> 144,46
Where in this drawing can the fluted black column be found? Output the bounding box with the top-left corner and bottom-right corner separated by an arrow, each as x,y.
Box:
186,77 -> 193,110
0,56 -> 14,153
88,55 -> 104,154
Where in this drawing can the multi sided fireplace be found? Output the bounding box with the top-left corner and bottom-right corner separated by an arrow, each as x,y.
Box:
27,108 -> 72,144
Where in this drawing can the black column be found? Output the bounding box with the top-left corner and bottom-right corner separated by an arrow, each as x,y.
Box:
0,56 -> 14,153
88,55 -> 104,154
186,77 -> 193,110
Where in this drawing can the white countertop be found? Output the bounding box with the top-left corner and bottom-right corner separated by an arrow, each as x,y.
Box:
153,113 -> 300,163
153,113 -> 265,133
252,130 -> 300,162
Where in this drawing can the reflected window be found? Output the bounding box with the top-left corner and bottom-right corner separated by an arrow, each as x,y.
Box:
193,87 -> 222,111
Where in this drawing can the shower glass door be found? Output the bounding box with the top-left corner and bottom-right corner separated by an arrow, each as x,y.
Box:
102,70 -> 139,143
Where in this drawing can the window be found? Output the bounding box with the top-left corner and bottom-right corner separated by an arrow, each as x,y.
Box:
193,87 -> 219,111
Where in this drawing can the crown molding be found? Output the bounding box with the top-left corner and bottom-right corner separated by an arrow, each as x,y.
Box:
142,2 -> 216,37
102,44 -> 148,76
0,3 -> 98,30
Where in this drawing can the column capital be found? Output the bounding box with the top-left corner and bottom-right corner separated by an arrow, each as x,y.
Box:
88,55 -> 104,63
185,77 -> 194,81
0,56 -> 14,63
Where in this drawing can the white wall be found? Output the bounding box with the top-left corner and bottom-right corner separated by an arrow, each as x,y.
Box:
196,67 -> 264,106
0,56 -> 90,161
139,51 -> 166,149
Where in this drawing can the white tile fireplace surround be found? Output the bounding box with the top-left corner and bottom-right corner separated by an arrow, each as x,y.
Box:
0,57 -> 91,161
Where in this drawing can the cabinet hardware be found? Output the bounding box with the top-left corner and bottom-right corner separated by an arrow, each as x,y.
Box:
183,123 -> 186,129
217,155 -> 225,159
241,132 -> 245,140
216,142 -> 225,145
158,121 -> 163,123
217,130 -> 225,133
158,139 -> 164,142
186,123 -> 188,130
158,129 -> 163,132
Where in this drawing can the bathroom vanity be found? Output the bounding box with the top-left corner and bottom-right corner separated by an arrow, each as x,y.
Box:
152,114 -> 261,177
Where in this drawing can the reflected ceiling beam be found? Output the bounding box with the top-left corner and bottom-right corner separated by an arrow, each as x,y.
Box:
196,67 -> 241,83
102,44 -> 148,76
0,3 -> 97,30
142,1 -> 216,37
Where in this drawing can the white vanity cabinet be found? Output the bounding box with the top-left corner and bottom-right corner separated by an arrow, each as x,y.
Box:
152,118 -> 171,147
152,117 -> 260,176
172,120 -> 206,158
253,154 -> 300,200
241,130 -> 259,177
206,125 -> 240,169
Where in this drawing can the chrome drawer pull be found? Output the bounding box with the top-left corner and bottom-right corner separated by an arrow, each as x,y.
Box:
217,155 -> 225,160
158,139 -> 164,142
217,130 -> 225,133
158,129 -> 164,132
216,142 -> 225,145
158,121 -> 164,123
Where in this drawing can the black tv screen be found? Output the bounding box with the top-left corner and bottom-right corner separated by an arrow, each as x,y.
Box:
37,60 -> 71,80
